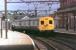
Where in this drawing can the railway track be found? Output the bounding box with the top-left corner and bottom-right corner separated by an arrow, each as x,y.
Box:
33,37 -> 56,50
31,33 -> 76,50
15,31 -> 76,50
49,33 -> 76,50
48,37 -> 74,50
34,37 -> 74,50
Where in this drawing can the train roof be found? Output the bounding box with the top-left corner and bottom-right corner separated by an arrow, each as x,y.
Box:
13,17 -> 39,22
39,16 -> 53,19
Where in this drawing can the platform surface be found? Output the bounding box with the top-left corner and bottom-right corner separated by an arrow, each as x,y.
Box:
0,30 -> 35,46
55,28 -> 76,35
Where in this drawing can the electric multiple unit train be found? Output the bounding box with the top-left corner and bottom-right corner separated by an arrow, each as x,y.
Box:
11,16 -> 55,34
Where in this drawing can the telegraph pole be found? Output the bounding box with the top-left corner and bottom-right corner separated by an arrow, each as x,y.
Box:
5,0 -> 8,39
34,6 -> 37,17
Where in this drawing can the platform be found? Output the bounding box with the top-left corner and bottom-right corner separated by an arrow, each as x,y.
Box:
0,30 -> 35,50
55,28 -> 76,35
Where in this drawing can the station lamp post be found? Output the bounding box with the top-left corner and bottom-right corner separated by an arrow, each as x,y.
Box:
0,14 -> 3,38
4,0 -> 8,39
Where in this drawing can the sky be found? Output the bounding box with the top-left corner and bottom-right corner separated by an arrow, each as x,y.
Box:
0,0 -> 60,12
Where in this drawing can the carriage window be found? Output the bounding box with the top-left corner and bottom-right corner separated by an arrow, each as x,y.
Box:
41,21 -> 44,25
49,20 -> 52,24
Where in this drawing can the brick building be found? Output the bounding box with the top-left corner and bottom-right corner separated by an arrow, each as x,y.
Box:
60,0 -> 76,9
56,0 -> 76,31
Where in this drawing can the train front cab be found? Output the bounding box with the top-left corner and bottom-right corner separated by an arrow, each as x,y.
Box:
39,16 -> 55,32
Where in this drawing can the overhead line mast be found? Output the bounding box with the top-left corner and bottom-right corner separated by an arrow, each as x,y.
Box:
4,0 -> 8,39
